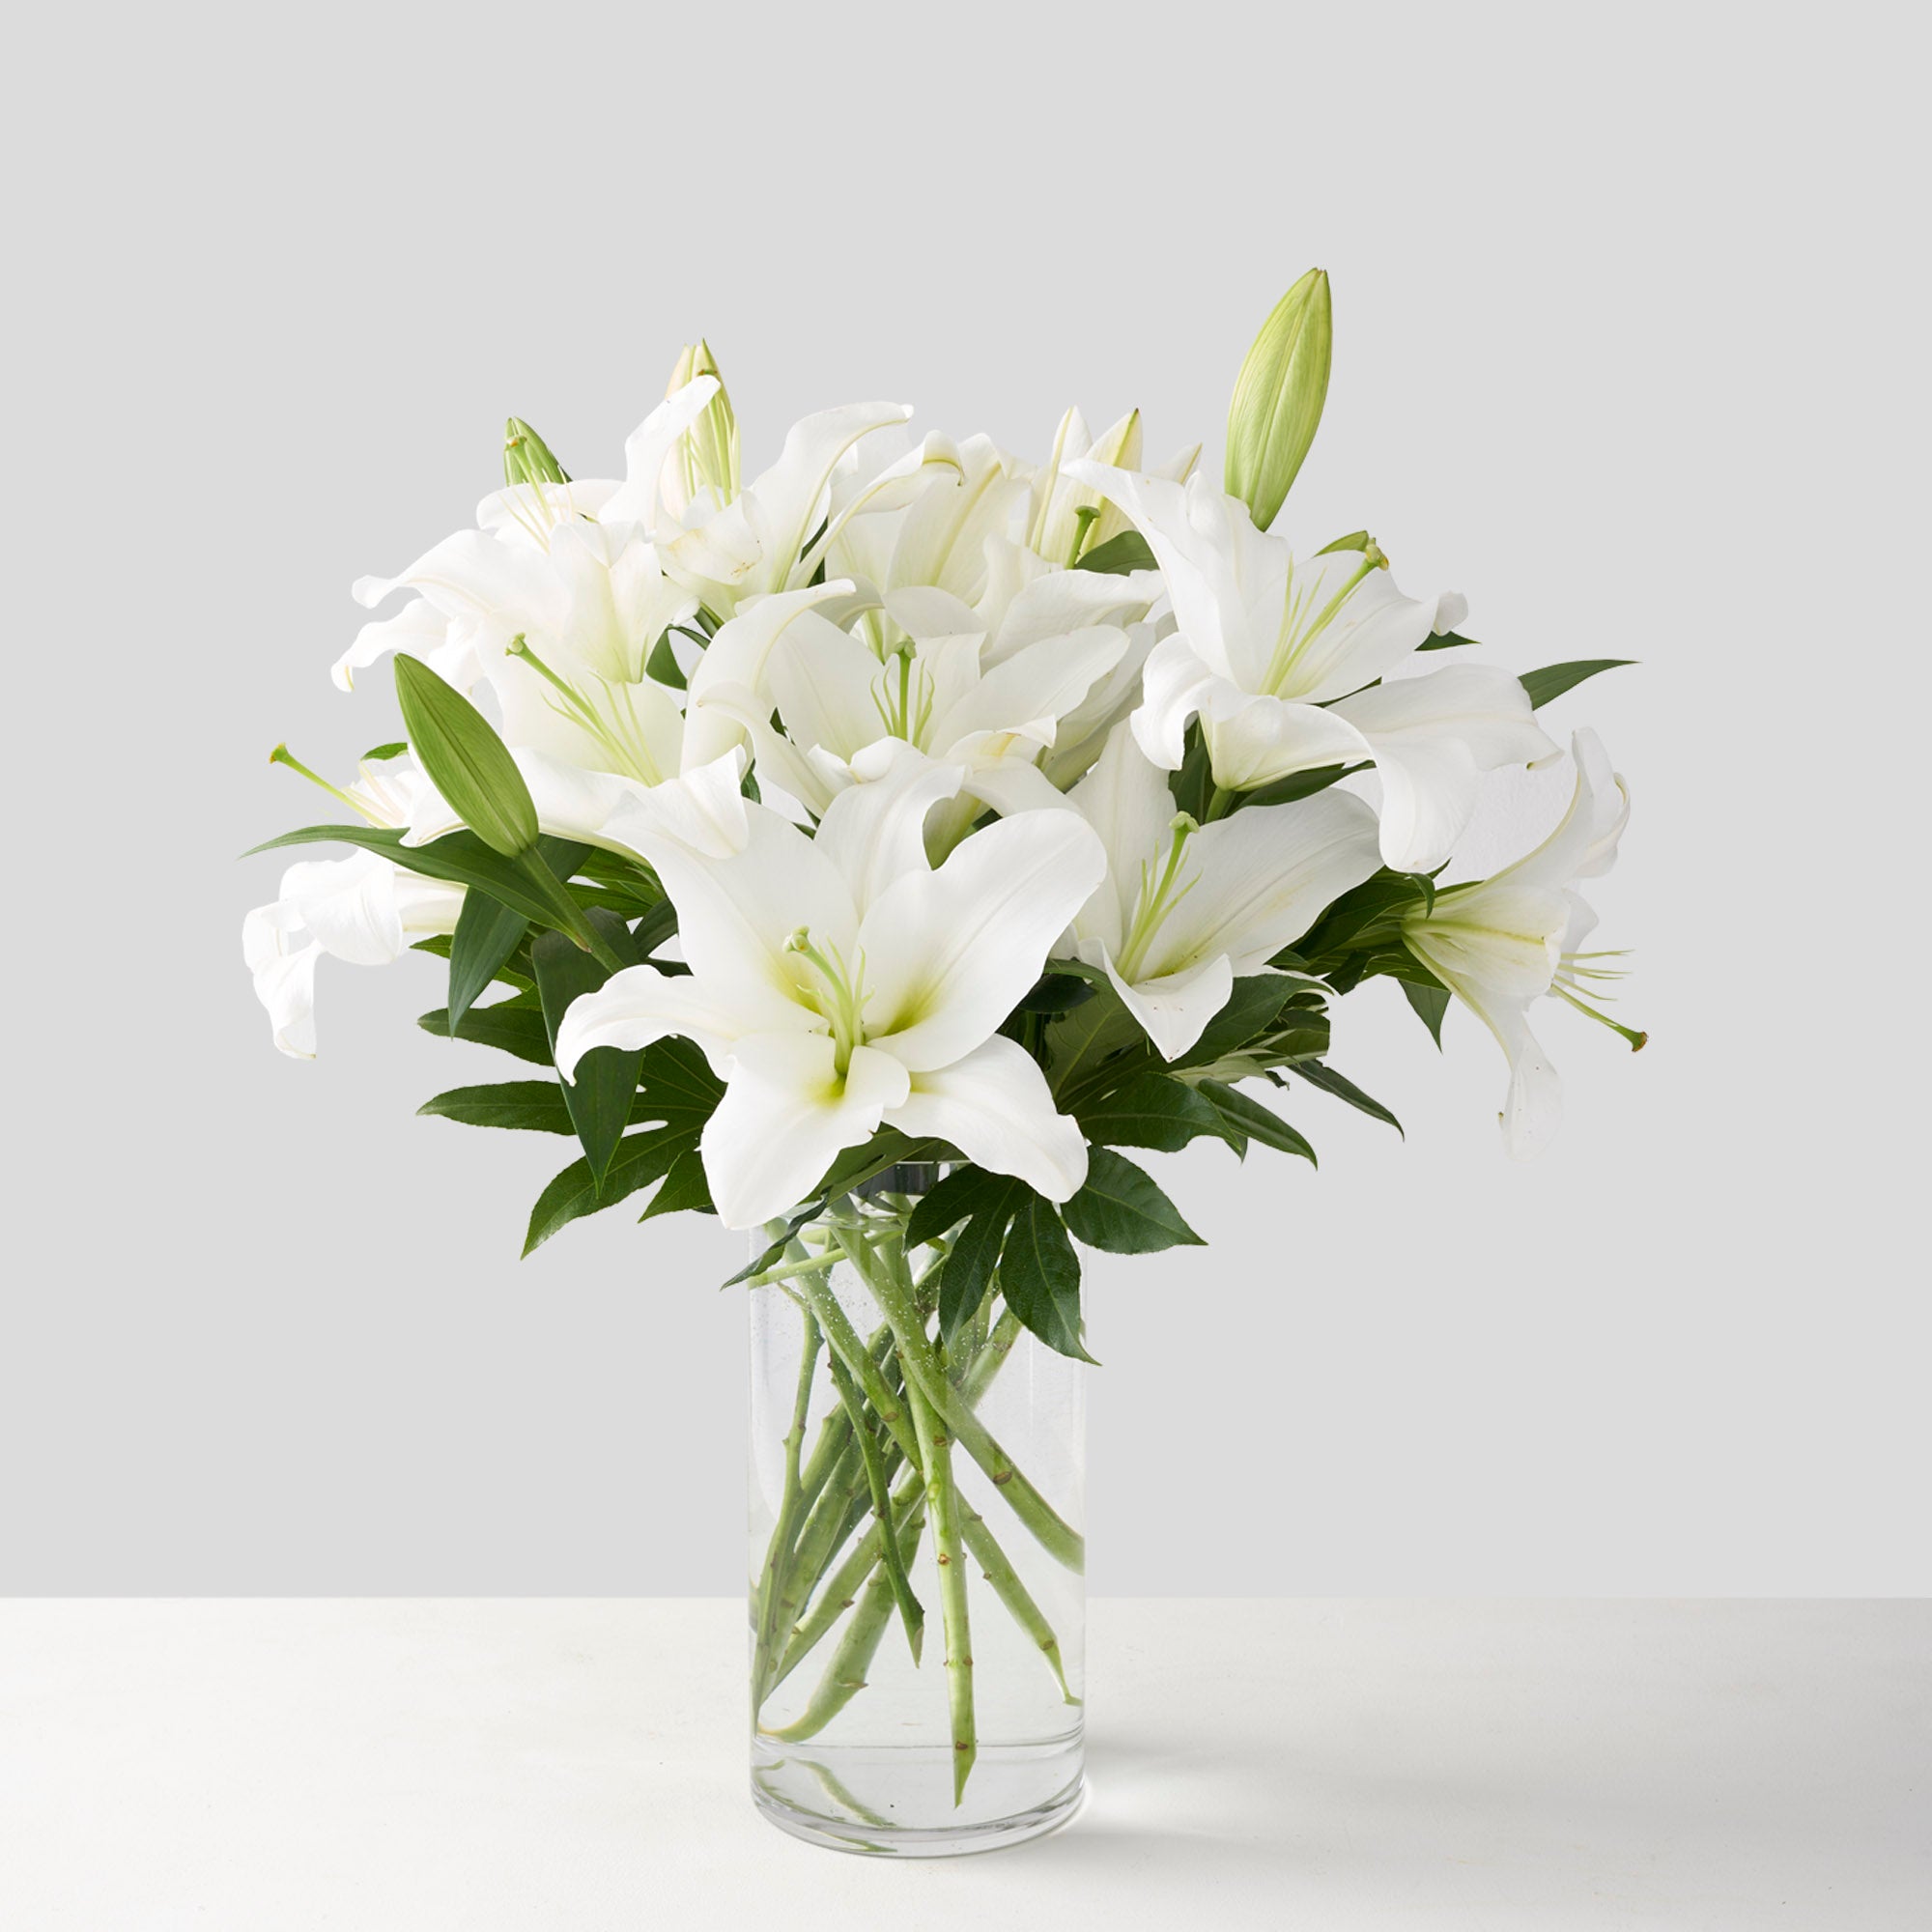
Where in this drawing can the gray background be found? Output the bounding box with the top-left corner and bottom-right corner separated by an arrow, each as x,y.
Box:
6,5 -> 1922,1595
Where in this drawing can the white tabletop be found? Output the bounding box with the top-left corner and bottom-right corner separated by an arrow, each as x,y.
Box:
1,1599 -> 1924,1929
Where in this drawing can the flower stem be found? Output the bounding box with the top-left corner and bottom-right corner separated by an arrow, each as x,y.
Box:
842,1224 -> 1085,1575
752,1302 -> 822,1697
824,1345 -> 924,1664
903,1368 -> 975,1802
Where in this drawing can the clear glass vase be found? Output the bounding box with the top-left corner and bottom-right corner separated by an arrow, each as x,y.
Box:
746,1168 -> 1086,1856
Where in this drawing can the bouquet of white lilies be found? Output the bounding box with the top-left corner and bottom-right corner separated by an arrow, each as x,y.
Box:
242,271 -> 1640,1839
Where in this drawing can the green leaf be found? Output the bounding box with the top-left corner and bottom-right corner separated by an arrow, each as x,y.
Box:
632,1035 -> 725,1129
906,1168 -> 1028,1345
1063,1150 -> 1204,1254
247,823 -> 576,934
999,1197 -> 1094,1364
1520,659 -> 1635,709
418,1080 -> 574,1133
523,1126 -> 689,1256
360,741 -> 410,761
393,653 -> 539,858
1074,1071 -> 1229,1152
1177,976 -> 1303,1068
644,631 -> 688,690
1228,761 -> 1367,810
1290,1061 -> 1404,1135
1401,980 -> 1450,1048
1416,629 -> 1480,652
724,1203 -> 827,1288
411,934 -> 534,993
533,909 -> 641,1186
1297,870 -> 1431,960
1070,529 -> 1155,575
443,839 -> 584,1032
1198,1081 -> 1318,1164
639,1147 -> 715,1221
417,1000 -> 552,1065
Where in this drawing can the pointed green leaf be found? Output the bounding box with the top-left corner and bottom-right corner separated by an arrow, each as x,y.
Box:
533,909 -> 641,1186
1198,1081 -> 1317,1164
523,1126 -> 689,1256
1290,1061 -> 1404,1135
1416,630 -> 1480,652
999,1198 -> 1094,1364
444,837 -> 585,1030
1063,1150 -> 1204,1254
416,1000 -> 552,1065
639,1147 -> 715,1221
418,1081 -> 574,1133
1074,1072 -> 1228,1152
1520,659 -> 1635,709
1401,979 -> 1450,1047
360,741 -> 410,762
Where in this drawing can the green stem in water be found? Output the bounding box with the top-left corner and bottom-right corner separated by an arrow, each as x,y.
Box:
824,1346 -> 924,1664
840,1223 -> 1085,1576
752,1303 -> 822,1702
903,1366 -> 975,1802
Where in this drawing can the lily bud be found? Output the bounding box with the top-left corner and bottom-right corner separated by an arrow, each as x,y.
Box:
392,653 -> 540,859
667,338 -> 740,501
1224,268 -> 1332,531
502,417 -> 569,489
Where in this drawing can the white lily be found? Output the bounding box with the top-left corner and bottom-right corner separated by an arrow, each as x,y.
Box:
242,756 -> 463,1057
1063,723 -> 1383,1060
1401,729 -> 1635,1157
602,377 -> 954,619
553,750 -> 1106,1229
697,592 -> 1130,837
1064,464 -> 1557,871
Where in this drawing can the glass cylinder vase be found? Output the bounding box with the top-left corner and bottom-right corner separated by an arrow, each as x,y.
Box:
746,1170 -> 1086,1856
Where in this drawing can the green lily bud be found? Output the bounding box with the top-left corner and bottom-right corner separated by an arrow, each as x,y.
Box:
667,337 -> 740,501
1224,268 -> 1332,530
392,653 -> 539,858
502,417 -> 570,489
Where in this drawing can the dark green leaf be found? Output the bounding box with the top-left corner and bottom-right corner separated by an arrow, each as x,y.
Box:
1297,870 -> 1432,960
1289,1061 -> 1404,1135
1416,630 -> 1480,652
417,1000 -> 552,1065
639,1147 -> 715,1221
632,1035 -> 725,1128
644,631 -> 688,690
905,1168 -> 1028,1345
1166,722 -> 1215,821
247,824 -> 576,934
418,1080 -> 574,1133
444,827 -> 564,1034
724,1203 -> 826,1288
534,910 -> 641,1187
1070,529 -> 1155,575
1228,761 -> 1367,810
999,1198 -> 1094,1364
1074,1072 -> 1229,1152
1520,659 -> 1635,709
1011,973 -> 1095,1016
1177,976 -> 1303,1067
360,741 -> 410,761
1198,1081 -> 1318,1164
411,934 -> 534,993
1063,1150 -> 1204,1254
1401,980 -> 1450,1047
523,1126 -> 689,1256
393,653 -> 539,857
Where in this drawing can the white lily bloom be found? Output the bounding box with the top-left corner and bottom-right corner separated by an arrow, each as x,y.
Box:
1062,724 -> 1383,1060
554,750 -> 1106,1228
601,379 -> 949,619
242,841 -> 464,1060
1065,464 -> 1557,872
698,592 -> 1130,837
1402,729 -> 1633,1157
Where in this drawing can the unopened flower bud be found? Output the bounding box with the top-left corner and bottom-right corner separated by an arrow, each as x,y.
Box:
1225,268 -> 1332,531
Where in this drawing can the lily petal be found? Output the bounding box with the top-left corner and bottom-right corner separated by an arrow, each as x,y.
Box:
553,962 -> 812,1082
701,1036 -> 910,1229
885,1035 -> 1090,1201
861,810 -> 1106,1071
